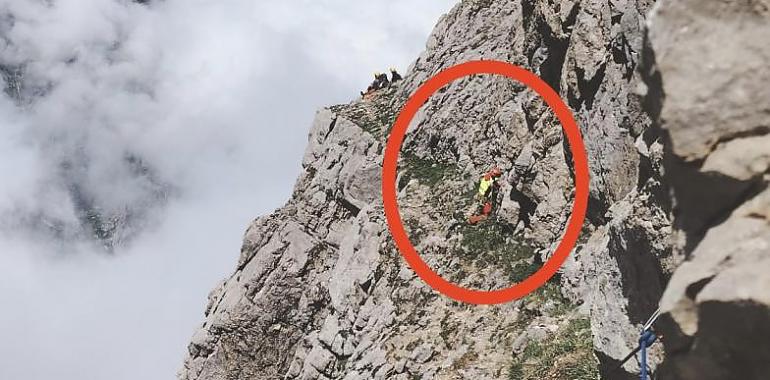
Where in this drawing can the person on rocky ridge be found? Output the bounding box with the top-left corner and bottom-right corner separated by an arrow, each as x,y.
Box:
360,73 -> 379,97
468,166 -> 503,224
389,67 -> 402,84
360,72 -> 390,97
376,71 -> 389,88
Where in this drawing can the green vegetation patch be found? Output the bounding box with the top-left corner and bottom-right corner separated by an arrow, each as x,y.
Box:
454,222 -> 537,283
515,278 -> 574,331
513,277 -> 573,333
399,153 -> 458,188
330,86 -> 403,137
508,318 -> 599,380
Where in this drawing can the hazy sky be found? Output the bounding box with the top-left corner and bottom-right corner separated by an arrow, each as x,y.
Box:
0,1 -> 456,379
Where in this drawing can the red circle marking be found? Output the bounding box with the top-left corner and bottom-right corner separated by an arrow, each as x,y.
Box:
381,60 -> 589,305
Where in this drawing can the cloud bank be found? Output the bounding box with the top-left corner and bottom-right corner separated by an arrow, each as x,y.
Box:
0,0 -> 456,379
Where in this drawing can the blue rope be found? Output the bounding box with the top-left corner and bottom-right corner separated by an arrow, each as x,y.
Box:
609,308 -> 662,378
639,329 -> 657,380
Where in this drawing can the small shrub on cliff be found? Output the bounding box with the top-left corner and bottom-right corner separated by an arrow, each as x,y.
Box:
455,221 -> 536,280
508,318 -> 599,380
399,154 -> 457,188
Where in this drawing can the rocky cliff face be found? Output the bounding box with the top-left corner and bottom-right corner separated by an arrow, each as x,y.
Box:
179,0 -> 768,379
643,0 -> 770,379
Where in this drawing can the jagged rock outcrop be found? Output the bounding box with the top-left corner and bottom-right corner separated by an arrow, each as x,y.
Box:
642,1 -> 770,379
180,1 -> 677,379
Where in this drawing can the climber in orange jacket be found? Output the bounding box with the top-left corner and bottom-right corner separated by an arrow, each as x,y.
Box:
468,166 -> 503,224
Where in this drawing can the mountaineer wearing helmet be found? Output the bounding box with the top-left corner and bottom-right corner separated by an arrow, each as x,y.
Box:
361,73 -> 380,97
389,68 -> 402,84
361,72 -> 389,97
469,166 -> 503,224
376,72 -> 389,88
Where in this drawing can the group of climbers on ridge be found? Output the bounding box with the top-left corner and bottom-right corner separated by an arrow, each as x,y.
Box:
360,68 -> 402,97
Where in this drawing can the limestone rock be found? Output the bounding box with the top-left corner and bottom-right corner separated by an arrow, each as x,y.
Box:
644,0 -> 770,378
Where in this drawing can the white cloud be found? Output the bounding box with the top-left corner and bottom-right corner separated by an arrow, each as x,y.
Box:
0,0 -> 457,379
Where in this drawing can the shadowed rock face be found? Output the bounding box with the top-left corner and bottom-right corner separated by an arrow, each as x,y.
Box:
643,0 -> 770,379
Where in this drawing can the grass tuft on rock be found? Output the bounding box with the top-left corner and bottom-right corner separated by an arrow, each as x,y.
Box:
399,153 -> 458,188
508,318 -> 599,380
330,86 -> 402,137
454,221 -> 537,282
